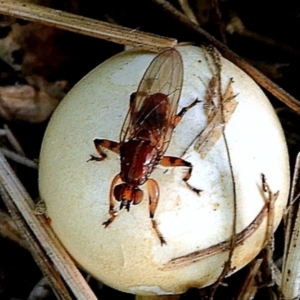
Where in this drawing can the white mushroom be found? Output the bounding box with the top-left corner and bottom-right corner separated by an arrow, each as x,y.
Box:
39,45 -> 289,296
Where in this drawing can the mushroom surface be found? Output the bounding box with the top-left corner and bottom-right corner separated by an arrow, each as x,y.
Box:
39,45 -> 289,295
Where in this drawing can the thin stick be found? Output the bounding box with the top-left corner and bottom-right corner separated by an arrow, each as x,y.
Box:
0,185 -> 71,300
151,0 -> 300,115
283,153 -> 300,261
207,47 -> 237,299
0,151 -> 97,300
162,195 -> 274,270
258,174 -> 278,290
4,124 -> 25,156
0,0 -> 177,52
0,147 -> 38,169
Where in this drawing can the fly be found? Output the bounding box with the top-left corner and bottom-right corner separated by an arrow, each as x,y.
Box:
89,48 -> 200,244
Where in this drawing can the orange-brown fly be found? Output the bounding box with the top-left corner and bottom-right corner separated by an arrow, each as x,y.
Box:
89,48 -> 200,244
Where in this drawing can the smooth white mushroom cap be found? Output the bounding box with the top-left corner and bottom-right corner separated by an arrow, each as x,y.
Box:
39,45 -> 289,295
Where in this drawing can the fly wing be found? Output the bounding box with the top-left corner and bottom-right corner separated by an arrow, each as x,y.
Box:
120,48 -> 183,152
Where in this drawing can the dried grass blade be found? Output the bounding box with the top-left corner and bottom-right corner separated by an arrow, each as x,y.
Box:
0,151 -> 97,300
0,0 -> 176,52
0,185 -> 71,300
0,147 -> 38,169
162,196 -> 271,270
281,153 -> 300,299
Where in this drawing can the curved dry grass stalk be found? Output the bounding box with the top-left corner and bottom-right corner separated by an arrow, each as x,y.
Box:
0,0 -> 177,52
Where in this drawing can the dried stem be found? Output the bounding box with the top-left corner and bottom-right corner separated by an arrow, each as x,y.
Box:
0,1 -> 298,113
0,148 -> 38,169
0,151 -> 97,300
206,47 -> 237,299
261,175 -> 277,285
0,185 -> 71,300
281,153 -> 300,299
151,0 -> 300,115
162,193 -> 275,270
4,124 -> 25,155
0,0 -> 177,52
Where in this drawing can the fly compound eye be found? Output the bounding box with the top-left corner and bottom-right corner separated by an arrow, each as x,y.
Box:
133,188 -> 143,205
114,184 -> 125,201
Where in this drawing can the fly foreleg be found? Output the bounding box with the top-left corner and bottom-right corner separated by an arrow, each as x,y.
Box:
160,156 -> 202,194
173,99 -> 200,127
147,178 -> 166,245
102,174 -> 122,227
88,139 -> 120,162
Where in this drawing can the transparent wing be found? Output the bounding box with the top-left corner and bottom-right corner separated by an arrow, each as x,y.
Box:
120,48 -> 183,153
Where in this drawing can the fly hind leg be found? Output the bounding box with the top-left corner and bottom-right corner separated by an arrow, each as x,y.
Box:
88,139 -> 120,162
160,156 -> 202,194
147,178 -> 166,245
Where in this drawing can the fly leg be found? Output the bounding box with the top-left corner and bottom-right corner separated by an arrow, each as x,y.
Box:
147,178 -> 166,245
103,174 -> 122,227
88,139 -> 120,162
173,99 -> 201,127
160,156 -> 202,194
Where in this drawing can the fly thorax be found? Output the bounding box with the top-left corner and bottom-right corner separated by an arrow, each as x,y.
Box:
120,139 -> 159,185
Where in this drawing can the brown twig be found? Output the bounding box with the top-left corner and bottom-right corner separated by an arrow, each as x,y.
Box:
0,0 -> 177,52
151,0 -> 300,115
162,195 -> 273,270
